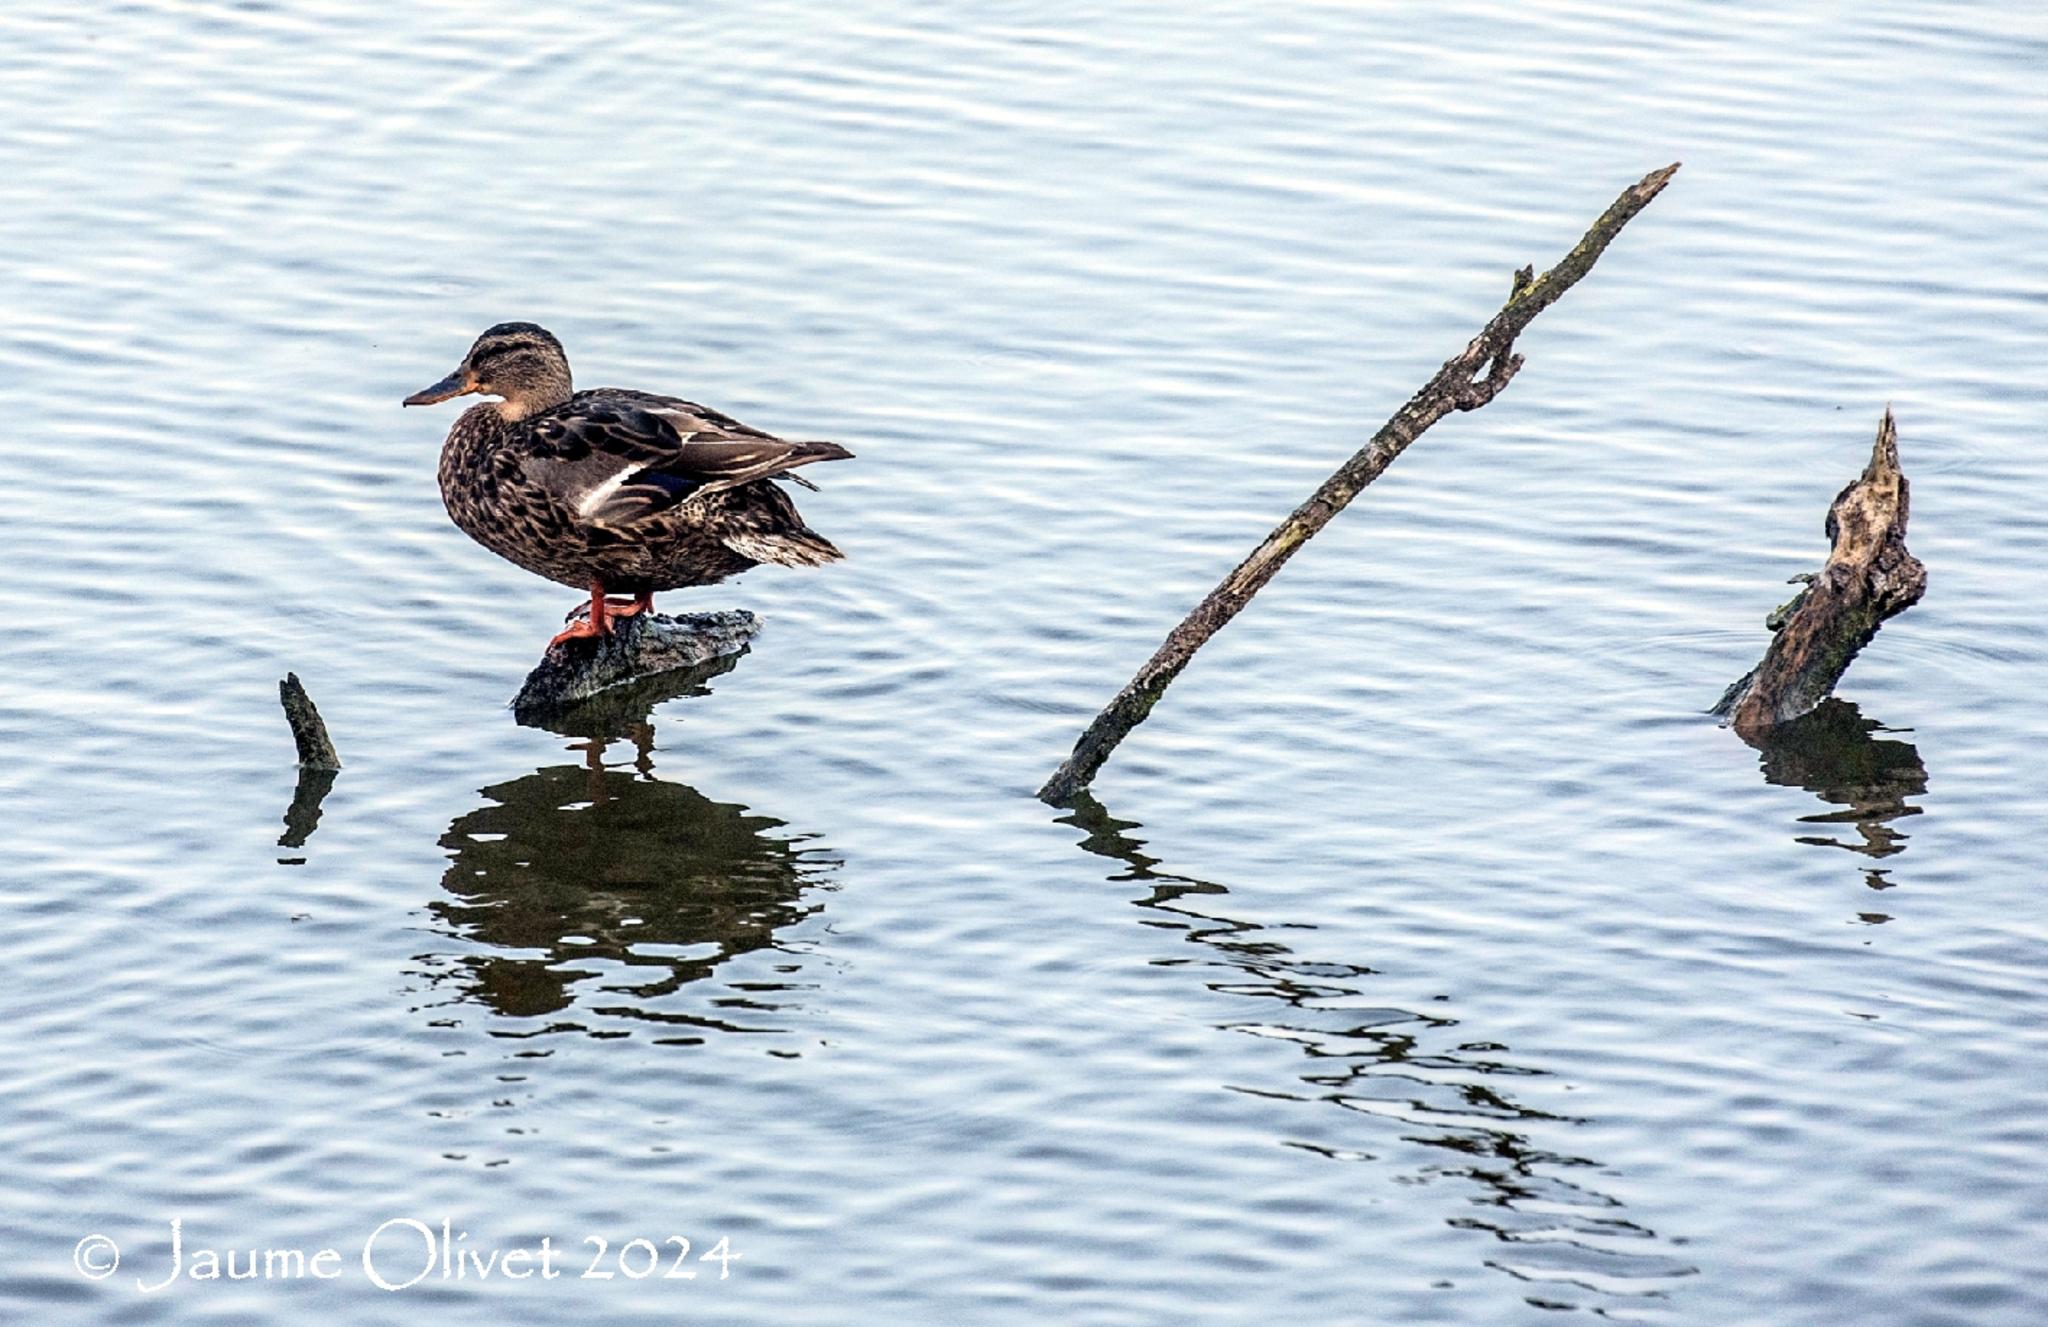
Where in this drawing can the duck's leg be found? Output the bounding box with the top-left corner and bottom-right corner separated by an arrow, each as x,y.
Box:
548,581 -> 613,647
609,591 -> 655,619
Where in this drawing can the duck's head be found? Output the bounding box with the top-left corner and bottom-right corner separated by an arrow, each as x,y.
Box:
404,322 -> 572,421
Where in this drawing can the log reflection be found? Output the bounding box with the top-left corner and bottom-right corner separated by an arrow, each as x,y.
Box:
426,662 -> 837,1042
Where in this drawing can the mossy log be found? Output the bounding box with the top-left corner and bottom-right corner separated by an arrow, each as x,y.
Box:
511,608 -> 760,723
1713,409 -> 1926,737
1037,162 -> 1682,803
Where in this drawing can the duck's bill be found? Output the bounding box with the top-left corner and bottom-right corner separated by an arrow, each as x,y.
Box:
403,370 -> 474,406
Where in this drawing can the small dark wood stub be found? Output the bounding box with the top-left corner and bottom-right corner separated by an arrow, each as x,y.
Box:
279,672 -> 342,770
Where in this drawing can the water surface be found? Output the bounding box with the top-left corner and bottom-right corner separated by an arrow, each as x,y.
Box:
1,2 -> 2044,1323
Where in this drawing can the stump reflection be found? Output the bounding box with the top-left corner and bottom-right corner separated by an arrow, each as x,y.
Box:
278,766 -> 337,852
1746,698 -> 1927,861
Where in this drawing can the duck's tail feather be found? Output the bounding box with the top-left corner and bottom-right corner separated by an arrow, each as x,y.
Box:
724,527 -> 844,567
792,439 -> 854,465
770,441 -> 849,492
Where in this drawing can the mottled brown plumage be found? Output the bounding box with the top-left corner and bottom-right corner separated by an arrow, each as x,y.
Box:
405,323 -> 850,642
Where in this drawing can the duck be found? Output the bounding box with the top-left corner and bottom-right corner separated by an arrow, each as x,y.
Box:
404,323 -> 851,646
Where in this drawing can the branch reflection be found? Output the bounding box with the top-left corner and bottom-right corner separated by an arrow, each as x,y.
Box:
1058,793 -> 1697,1313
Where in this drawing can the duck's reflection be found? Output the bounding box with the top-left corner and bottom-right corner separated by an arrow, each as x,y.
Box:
427,662 -> 837,1042
1744,698 -> 1928,908
1059,794 -> 1697,1314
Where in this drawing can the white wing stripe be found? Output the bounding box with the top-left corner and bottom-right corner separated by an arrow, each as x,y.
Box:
576,468 -> 638,518
574,432 -> 697,518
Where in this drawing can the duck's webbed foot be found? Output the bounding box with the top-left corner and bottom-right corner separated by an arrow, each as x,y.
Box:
548,582 -> 628,648
548,615 -> 608,648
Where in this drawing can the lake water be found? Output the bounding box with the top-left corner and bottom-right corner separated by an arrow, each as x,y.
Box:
2,2 -> 2044,1323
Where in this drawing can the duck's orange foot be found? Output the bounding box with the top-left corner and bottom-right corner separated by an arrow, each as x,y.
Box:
549,585 -> 654,649
547,615 -> 608,649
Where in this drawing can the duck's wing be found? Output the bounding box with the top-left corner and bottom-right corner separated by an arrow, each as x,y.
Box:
522,389 -> 853,530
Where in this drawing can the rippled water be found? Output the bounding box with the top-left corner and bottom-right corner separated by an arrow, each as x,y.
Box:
2,2 -> 2044,1322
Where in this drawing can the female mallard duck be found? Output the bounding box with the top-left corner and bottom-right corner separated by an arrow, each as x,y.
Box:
405,323 -> 851,645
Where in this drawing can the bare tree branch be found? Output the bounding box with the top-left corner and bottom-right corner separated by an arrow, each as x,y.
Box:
1039,164 -> 1681,803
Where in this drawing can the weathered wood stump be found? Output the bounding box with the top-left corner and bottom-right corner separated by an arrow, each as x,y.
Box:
1713,408 -> 1926,737
511,608 -> 761,723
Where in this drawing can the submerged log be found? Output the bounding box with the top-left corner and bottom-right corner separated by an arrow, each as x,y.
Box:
511,608 -> 760,723
1713,408 -> 1926,737
1037,162 -> 1682,803
519,649 -> 749,743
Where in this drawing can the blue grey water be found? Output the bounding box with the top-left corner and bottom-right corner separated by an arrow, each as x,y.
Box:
1,2 -> 2043,1323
